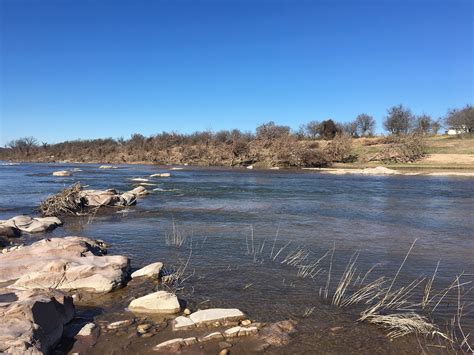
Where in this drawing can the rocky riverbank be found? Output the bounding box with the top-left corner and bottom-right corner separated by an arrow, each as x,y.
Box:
0,235 -> 297,354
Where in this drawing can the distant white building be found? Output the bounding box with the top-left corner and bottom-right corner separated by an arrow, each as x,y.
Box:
446,125 -> 468,135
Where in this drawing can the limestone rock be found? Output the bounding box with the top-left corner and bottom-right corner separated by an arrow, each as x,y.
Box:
224,326 -> 242,338
128,291 -> 180,314
0,288 -> 74,354
0,237 -> 130,294
199,332 -> 224,343
137,323 -> 152,334
154,338 -> 184,352
131,262 -> 163,279
79,186 -> 148,208
189,308 -> 245,327
107,319 -> 134,330
172,316 -> 195,330
150,173 -> 171,178
183,337 -> 197,345
53,170 -> 71,176
0,215 -> 62,234
77,323 -> 97,337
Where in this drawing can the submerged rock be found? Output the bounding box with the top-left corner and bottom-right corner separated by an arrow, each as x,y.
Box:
128,291 -> 180,314
131,262 -> 163,279
0,288 -> 74,354
259,320 -> 297,346
0,215 -> 62,234
0,236 -> 130,293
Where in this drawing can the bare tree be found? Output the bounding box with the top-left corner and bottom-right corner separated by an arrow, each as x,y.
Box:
414,114 -> 433,134
256,121 -> 290,140
6,136 -> 38,156
355,114 -> 376,137
445,105 -> 474,133
383,105 -> 414,135
340,121 -> 358,137
431,119 -> 442,135
303,120 -> 321,139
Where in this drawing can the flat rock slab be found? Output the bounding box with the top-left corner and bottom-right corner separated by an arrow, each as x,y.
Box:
0,288 -> 74,354
53,170 -> 71,176
0,236 -> 130,293
129,291 -> 180,314
154,338 -> 185,352
0,215 -> 62,234
189,308 -> 245,327
131,262 -> 163,279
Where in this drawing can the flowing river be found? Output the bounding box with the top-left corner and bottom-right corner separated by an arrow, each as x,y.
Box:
1,163 -> 473,353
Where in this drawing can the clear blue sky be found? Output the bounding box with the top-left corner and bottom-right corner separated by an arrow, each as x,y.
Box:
0,0 -> 472,144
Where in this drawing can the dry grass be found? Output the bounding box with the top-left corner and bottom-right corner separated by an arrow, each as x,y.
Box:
165,219 -> 187,248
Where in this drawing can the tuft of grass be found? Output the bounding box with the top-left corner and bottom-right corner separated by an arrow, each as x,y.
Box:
165,219 -> 187,248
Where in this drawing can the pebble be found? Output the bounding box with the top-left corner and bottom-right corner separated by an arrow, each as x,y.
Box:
107,319 -> 134,330
241,319 -> 251,326
219,349 -> 230,355
183,308 -> 192,315
137,323 -> 152,334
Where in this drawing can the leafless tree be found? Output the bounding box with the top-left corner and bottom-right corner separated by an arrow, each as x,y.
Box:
445,105 -> 474,133
383,105 -> 414,135
355,114 -> 376,137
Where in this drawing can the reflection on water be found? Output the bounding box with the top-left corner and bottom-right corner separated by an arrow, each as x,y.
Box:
1,163 -> 473,352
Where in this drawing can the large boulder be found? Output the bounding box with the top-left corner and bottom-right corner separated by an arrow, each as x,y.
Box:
0,237 -> 130,293
0,288 -> 74,354
128,291 -> 180,314
0,216 -> 62,234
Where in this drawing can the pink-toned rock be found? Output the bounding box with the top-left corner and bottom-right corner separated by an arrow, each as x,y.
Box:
0,215 -> 62,234
0,237 -> 130,293
79,186 -> 147,207
0,288 -> 74,354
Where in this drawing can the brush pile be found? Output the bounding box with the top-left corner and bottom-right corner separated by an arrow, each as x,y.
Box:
39,183 -> 148,217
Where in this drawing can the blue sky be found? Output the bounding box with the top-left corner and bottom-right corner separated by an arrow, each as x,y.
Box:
0,0 -> 472,144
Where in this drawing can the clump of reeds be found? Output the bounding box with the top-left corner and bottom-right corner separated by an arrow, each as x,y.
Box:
165,219 -> 187,248
161,251 -> 194,294
39,182 -> 86,216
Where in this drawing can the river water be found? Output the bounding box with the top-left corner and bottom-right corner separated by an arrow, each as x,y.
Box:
1,163 -> 473,353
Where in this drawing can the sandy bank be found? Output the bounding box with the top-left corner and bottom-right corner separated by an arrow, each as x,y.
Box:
303,166 -> 474,177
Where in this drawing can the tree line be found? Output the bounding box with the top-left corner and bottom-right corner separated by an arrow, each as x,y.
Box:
1,104 -> 472,167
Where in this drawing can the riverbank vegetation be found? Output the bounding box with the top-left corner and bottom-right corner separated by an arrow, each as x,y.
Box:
1,105 -> 472,168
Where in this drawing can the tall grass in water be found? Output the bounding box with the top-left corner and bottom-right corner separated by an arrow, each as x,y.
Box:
165,218 -> 187,247
242,233 -> 473,352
